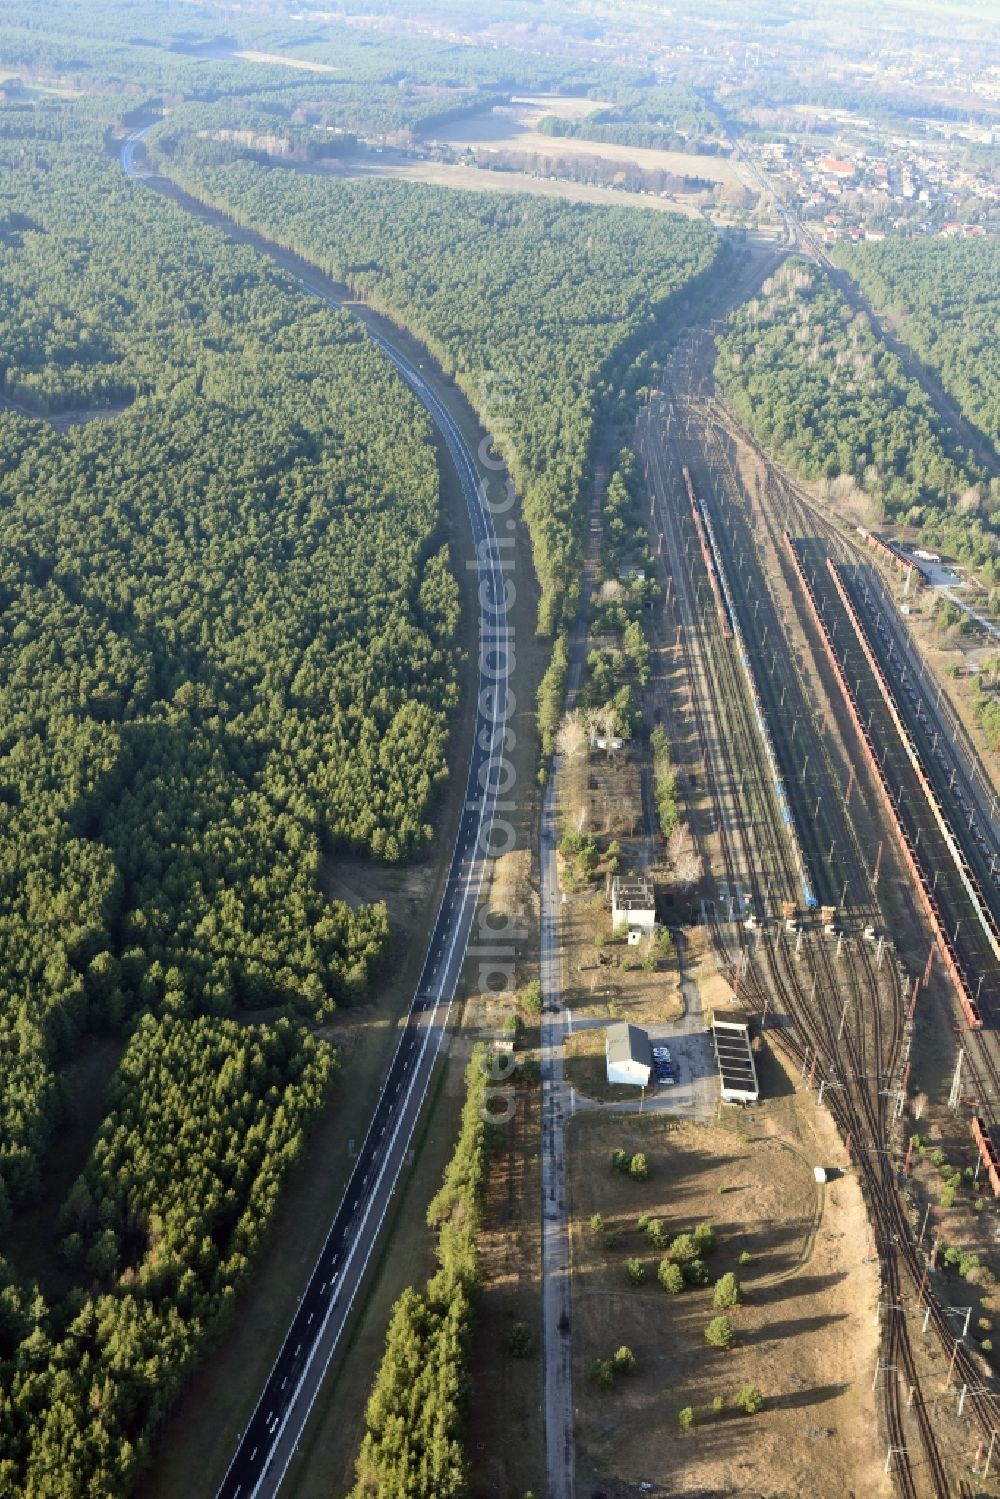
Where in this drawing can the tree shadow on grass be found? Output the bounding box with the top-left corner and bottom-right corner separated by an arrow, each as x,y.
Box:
739,1310 -> 847,1345
750,1269 -> 847,1306
765,1380 -> 849,1411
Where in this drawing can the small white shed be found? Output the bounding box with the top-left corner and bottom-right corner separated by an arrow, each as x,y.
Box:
605,1022 -> 652,1087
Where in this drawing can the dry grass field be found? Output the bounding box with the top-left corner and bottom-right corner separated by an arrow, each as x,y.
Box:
568,1096 -> 884,1497
232,49 -> 338,72
315,157 -> 707,218
434,96 -> 747,188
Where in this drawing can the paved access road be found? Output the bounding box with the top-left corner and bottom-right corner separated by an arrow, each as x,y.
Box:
539,785 -> 576,1499
537,457 -> 607,1499
121,127 -> 509,1499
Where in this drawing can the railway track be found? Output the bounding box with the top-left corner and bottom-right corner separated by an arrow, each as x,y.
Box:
702,400 -> 1000,1076
640,378 -> 989,1495
687,392 -> 1000,1475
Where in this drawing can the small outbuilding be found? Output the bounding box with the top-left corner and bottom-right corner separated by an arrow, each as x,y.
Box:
605,1022 -> 652,1087
590,732 -> 628,753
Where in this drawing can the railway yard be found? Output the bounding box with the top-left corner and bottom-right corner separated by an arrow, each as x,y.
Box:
634,331 -> 1000,1495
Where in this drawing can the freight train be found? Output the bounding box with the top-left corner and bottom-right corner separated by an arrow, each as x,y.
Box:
784,531 -> 984,1030
972,1116 -> 1000,1198
862,529 -> 926,589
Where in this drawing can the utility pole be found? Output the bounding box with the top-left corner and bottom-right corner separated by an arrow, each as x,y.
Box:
948,1049 -> 964,1113
884,1446 -> 907,1475
918,1201 -> 932,1247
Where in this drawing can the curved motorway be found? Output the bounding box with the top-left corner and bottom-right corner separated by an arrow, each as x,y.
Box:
121,127 -> 509,1499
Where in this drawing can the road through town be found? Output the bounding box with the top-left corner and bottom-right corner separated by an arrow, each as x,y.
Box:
121,126 -> 510,1499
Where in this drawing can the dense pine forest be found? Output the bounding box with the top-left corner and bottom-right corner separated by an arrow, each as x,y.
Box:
0,7 -> 730,1490
0,0 -> 644,141
536,83 -> 726,153
149,149 -> 722,632
349,1049 -> 491,1499
0,95 -> 461,1493
833,237 -> 1000,453
715,259 -> 1000,578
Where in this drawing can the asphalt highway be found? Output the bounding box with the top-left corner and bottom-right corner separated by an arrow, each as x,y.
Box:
121,127 -> 509,1499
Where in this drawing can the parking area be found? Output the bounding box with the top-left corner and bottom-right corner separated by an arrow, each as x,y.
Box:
641,1024 -> 718,1118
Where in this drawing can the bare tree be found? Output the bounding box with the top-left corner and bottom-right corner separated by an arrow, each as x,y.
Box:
556,709 -> 588,761
667,823 -> 703,890
590,702 -> 619,741
956,485 -> 983,517
557,709 -> 590,831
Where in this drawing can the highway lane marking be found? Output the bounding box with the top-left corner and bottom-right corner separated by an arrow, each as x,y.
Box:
241,452 -> 504,1495
131,172 -> 507,1491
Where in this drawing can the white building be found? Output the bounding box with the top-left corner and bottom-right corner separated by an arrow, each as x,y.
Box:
611,875 -> 656,942
605,1022 -> 652,1087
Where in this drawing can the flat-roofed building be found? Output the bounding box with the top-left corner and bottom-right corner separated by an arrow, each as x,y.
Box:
712,1009 -> 759,1104
611,874 -> 655,940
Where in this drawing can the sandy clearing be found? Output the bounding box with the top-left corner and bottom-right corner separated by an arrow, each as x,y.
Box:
232,49 -> 339,73
569,1098 -> 884,1498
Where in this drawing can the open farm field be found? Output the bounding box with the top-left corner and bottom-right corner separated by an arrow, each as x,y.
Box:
568,1102 -> 883,1497
433,99 -> 746,186
232,49 -> 339,72
312,156 -> 707,216
510,94 -> 615,121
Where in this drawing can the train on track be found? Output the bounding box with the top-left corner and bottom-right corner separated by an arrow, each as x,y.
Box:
971,1116 -> 1000,1198
683,466 -> 818,910
846,571 -> 1000,969
684,466 -> 733,639
784,531 -> 985,1030
862,529 -> 927,589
